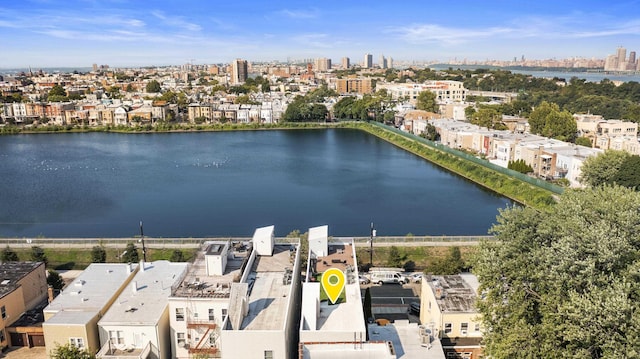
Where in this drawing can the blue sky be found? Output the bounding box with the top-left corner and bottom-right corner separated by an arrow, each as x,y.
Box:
1,0 -> 640,68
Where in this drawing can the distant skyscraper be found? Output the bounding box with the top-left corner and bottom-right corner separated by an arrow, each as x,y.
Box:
388,57 -> 393,69
92,63 -> 98,72
617,47 -> 627,71
315,58 -> 331,71
363,53 -> 373,68
379,54 -> 387,69
342,57 -> 350,69
231,59 -> 248,85
629,51 -> 636,69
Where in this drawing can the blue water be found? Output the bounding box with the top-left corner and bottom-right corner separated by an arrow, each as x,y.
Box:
0,130 -> 512,237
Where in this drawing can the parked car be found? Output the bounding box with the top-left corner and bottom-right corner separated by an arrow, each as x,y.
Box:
359,275 -> 371,285
410,273 -> 423,283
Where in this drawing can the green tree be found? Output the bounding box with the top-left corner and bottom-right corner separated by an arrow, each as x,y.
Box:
1,246 -> 19,262
508,159 -> 533,174
170,249 -> 185,262
579,150 -> 630,187
471,107 -> 502,129
528,101 -> 577,141
31,246 -> 48,266
575,136 -> 592,147
121,243 -> 140,263
474,185 -> 640,358
91,246 -> 106,263
145,80 -> 161,93
416,91 -> 437,112
387,246 -> 404,267
47,84 -> 68,102
47,270 -> 65,290
50,343 -> 95,359
426,247 -> 464,274
611,155 -> 640,189
125,83 -> 134,92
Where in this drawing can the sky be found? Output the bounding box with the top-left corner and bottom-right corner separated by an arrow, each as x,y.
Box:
1,0 -> 640,68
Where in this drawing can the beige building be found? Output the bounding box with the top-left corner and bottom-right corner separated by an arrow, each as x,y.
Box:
335,78 -> 373,94
377,81 -> 467,103
43,263 -> 139,355
97,260 -> 188,359
421,275 -> 483,359
0,262 -> 48,349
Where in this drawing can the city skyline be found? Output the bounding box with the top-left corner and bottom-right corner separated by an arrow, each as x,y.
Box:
1,0 -> 640,68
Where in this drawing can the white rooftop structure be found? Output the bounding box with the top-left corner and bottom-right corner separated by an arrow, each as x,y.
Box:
97,260 -> 188,359
253,224 -> 275,256
44,263 -> 138,322
308,225 -> 329,257
99,260 -> 188,326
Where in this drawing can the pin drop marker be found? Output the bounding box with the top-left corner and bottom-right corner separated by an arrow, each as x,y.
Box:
321,268 -> 346,304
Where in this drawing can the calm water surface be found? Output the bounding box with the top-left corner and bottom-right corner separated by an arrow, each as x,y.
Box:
0,129 -> 512,237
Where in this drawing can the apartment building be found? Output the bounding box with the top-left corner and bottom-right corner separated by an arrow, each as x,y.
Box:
43,263 -> 139,355
298,226 -> 385,357
335,77 -> 373,94
421,274 -> 483,359
220,225 -> 302,359
169,240 -> 248,359
96,260 -> 189,359
0,262 -> 48,349
377,81 -> 467,103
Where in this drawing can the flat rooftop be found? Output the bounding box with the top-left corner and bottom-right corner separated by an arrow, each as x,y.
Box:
172,241 -> 247,299
427,275 -> 477,313
0,261 -> 43,299
44,263 -> 137,325
99,261 -> 188,326
314,244 -> 355,274
240,244 -> 297,331
368,321 -> 445,359
314,283 -> 364,332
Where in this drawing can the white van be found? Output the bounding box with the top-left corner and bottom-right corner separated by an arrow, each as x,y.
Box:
370,271 -> 408,285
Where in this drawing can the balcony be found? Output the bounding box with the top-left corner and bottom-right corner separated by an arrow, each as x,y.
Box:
188,347 -> 219,355
186,319 -> 217,329
97,341 -> 158,359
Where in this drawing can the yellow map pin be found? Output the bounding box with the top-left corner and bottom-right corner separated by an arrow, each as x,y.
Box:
321,268 -> 346,304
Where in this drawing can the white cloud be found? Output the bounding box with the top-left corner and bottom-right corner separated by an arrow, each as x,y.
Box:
151,10 -> 202,32
277,8 -> 319,19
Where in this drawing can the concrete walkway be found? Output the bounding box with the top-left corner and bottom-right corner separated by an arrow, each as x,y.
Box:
2,346 -> 46,359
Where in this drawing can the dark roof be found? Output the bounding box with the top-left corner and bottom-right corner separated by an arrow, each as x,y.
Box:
441,337 -> 483,347
0,262 -> 44,299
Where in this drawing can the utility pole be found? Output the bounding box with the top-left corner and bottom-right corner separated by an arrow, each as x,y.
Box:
140,220 -> 147,262
369,222 -> 376,268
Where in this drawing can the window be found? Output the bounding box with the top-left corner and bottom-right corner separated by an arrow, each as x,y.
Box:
69,337 -> 85,349
209,308 -> 215,321
177,333 -> 185,347
221,309 -> 228,322
0,329 -> 5,343
109,330 -> 124,345
1,305 -> 5,320
444,323 -> 452,334
461,322 -> 468,333
176,308 -> 185,321
474,323 -> 481,332
209,332 -> 216,345
264,350 -> 274,359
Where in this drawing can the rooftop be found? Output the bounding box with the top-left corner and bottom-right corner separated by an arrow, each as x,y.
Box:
172,241 -> 248,299
368,321 -> 445,359
427,275 -> 478,313
240,244 -> 297,331
99,260 -> 188,326
314,244 -> 355,274
0,261 -> 44,300
44,263 -> 138,325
